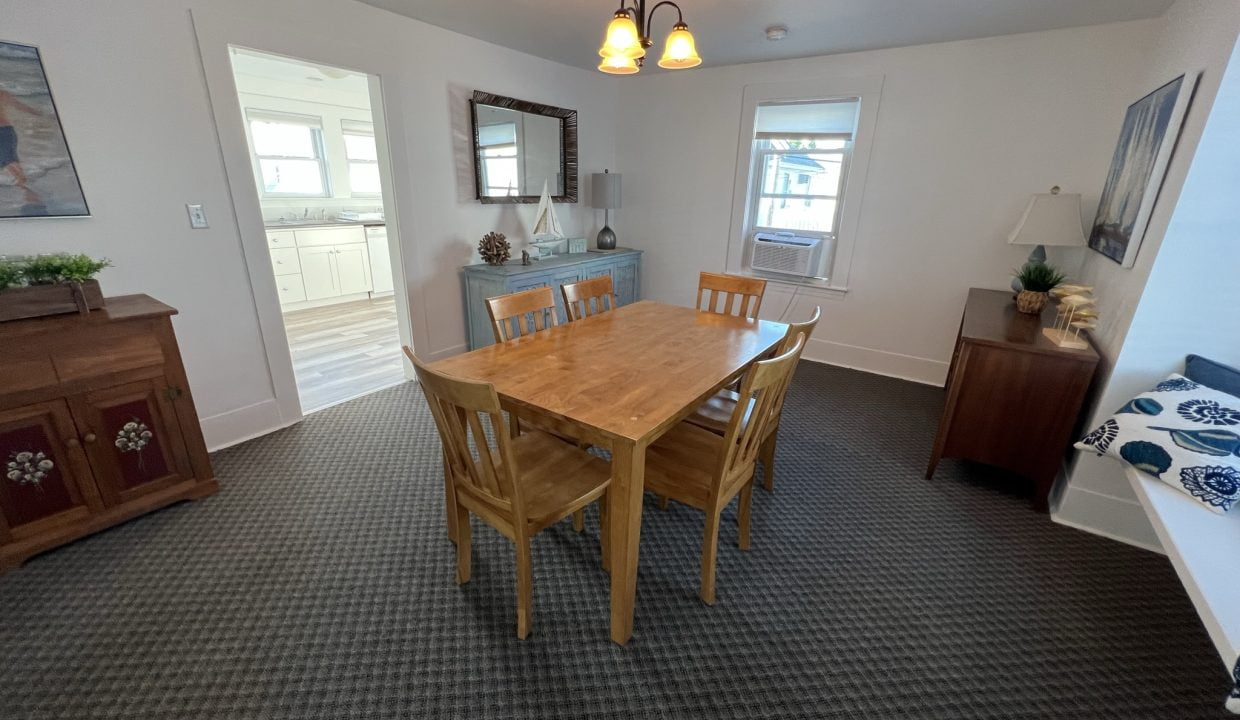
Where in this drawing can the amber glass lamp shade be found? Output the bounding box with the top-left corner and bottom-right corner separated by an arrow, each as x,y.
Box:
598,54 -> 640,75
658,22 -> 701,69
599,13 -> 645,59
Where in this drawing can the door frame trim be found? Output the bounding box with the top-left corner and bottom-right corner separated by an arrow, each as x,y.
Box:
190,9 -> 423,428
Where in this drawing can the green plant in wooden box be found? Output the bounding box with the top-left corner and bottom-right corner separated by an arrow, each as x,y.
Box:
0,253 -> 112,322
1012,261 -> 1065,314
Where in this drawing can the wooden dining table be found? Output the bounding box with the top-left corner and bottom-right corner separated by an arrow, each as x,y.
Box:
430,300 -> 788,644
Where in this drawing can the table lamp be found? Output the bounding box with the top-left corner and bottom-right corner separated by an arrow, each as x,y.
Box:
591,169 -> 621,250
1008,185 -> 1085,291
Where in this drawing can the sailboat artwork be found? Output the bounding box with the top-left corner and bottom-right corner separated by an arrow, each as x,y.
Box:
529,179 -> 565,257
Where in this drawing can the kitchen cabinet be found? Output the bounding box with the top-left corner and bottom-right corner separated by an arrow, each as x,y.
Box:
268,224 -> 390,308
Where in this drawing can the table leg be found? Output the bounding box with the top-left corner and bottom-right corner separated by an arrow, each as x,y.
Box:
608,437 -> 646,645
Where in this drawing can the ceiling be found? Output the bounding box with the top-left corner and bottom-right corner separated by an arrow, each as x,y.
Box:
356,0 -> 1174,72
230,47 -> 371,95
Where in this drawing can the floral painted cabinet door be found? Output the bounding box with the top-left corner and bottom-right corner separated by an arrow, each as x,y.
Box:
0,400 -> 103,543
69,378 -> 193,506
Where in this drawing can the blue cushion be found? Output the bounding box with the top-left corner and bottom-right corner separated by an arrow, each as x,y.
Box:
1186,355 -> 1240,399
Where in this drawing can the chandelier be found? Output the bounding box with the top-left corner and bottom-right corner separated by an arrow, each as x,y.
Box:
597,1 -> 702,74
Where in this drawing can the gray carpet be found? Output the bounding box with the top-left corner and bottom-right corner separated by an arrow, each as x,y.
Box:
0,362 -> 1231,719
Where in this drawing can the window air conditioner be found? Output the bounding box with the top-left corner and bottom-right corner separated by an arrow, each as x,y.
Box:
751,232 -> 824,277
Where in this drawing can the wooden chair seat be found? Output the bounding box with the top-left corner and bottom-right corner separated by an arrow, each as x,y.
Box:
686,388 -> 741,434
500,431 -> 611,533
646,423 -> 735,508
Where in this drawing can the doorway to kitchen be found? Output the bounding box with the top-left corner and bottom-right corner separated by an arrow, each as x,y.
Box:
229,48 -> 404,413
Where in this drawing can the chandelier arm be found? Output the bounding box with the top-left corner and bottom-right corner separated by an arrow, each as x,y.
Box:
646,1 -> 685,34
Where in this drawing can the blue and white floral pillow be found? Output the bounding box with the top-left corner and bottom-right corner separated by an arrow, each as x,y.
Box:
1076,374 -> 1240,514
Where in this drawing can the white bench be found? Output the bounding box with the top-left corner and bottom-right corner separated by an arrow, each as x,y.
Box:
1128,466 -> 1240,705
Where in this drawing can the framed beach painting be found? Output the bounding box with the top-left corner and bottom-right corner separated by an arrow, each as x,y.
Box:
1088,73 -> 1197,267
0,40 -> 88,218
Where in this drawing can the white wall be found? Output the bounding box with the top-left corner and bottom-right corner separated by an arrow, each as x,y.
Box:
0,0 -> 617,449
613,21 -> 1156,384
1056,0 -> 1240,549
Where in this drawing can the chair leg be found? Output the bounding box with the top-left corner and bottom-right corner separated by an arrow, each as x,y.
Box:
738,478 -> 754,551
700,507 -> 721,606
454,504 -> 471,584
443,458 -> 458,545
599,494 -> 610,572
761,434 -> 777,492
515,534 -> 534,639
572,509 -> 585,532
657,494 -> 669,510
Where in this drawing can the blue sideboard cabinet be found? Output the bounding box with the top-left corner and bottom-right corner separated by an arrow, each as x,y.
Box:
463,248 -> 643,350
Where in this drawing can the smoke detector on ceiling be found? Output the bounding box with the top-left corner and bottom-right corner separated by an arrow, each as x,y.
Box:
765,25 -> 789,41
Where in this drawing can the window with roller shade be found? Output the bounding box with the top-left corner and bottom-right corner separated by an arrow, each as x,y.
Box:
745,98 -> 860,280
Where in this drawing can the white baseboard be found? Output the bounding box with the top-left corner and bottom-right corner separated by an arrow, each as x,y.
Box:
802,336 -> 947,386
1052,484 -> 1164,553
200,398 -> 294,452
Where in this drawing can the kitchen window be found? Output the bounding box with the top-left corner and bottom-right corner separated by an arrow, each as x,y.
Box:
342,120 -> 381,196
247,111 -> 330,197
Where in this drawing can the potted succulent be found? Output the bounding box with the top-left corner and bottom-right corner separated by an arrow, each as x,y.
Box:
0,253 -> 111,322
1012,261 -> 1065,314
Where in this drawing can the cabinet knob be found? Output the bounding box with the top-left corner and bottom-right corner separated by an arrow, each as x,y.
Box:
83,433 -> 97,443
65,437 -> 81,448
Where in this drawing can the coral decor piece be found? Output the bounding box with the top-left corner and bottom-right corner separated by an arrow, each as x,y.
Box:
478,232 -> 511,266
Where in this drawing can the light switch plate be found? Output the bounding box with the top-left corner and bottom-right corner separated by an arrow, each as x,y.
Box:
186,204 -> 208,229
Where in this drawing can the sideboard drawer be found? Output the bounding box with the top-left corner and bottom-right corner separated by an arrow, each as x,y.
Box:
53,331 -> 164,383
267,230 -> 296,248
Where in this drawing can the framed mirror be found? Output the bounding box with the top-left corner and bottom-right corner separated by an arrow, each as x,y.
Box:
470,90 -> 578,204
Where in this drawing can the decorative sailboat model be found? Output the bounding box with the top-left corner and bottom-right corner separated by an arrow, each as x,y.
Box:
530,180 -> 565,257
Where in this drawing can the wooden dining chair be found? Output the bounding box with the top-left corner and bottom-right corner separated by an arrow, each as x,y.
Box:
408,349 -> 611,639
561,275 -> 618,322
685,306 -> 820,492
697,272 -> 767,320
485,286 -> 558,341
644,333 -> 806,605
483,288 -> 588,531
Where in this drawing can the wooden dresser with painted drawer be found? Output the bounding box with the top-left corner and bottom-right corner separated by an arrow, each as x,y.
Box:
0,295 -> 217,572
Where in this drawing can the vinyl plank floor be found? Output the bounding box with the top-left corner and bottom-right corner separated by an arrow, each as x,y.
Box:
282,296 -> 406,412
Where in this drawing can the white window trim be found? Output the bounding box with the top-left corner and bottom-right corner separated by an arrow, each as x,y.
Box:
726,75 -> 884,295
245,109 -> 331,199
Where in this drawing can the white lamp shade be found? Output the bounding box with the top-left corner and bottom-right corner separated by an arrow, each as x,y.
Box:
1007,192 -> 1086,247
591,172 -> 621,210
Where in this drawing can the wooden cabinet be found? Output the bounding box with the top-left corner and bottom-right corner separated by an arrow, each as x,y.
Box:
0,295 -> 217,571
298,245 -> 339,301
462,248 -> 643,350
926,288 -> 1100,511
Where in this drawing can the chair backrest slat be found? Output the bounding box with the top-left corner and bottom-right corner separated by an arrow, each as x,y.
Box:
715,334 -> 806,491
697,272 -> 766,320
486,287 -> 558,342
406,347 -> 522,516
561,275 -> 617,322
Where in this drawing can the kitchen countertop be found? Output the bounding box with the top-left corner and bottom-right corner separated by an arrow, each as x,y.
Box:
264,220 -> 386,230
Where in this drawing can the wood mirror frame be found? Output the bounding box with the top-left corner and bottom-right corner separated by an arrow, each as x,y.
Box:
469,90 -> 578,204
